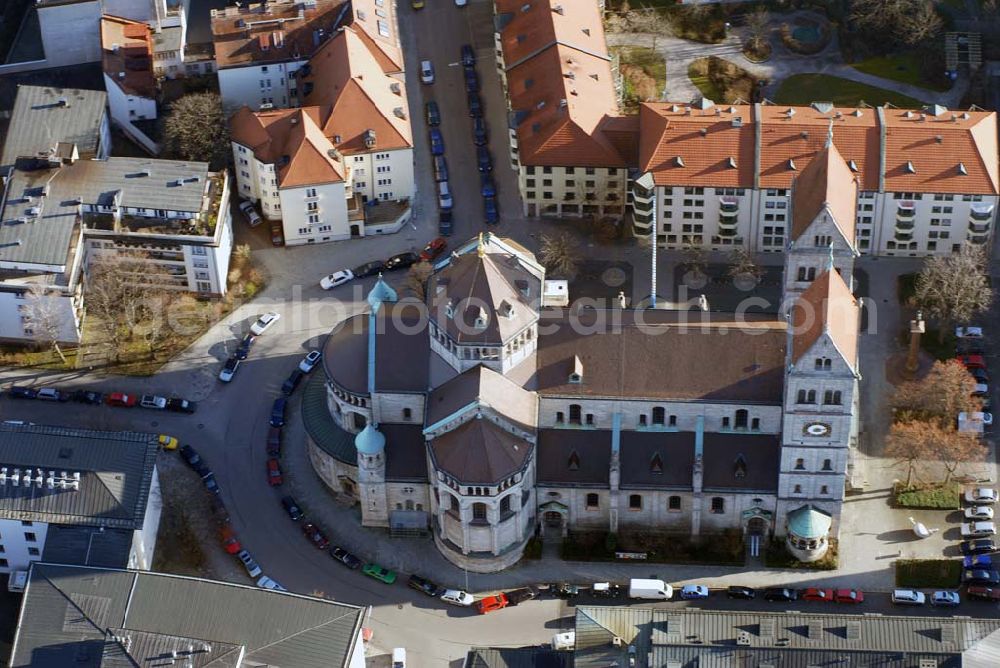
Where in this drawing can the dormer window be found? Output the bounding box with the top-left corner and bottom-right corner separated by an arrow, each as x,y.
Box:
734,454 -> 747,479
568,355 -> 583,383
515,279 -> 530,298
474,306 -> 489,329
499,300 -> 514,319
567,450 -> 580,471
650,452 -> 663,474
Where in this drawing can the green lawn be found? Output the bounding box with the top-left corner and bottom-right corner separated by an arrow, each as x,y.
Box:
894,482 -> 961,509
852,52 -> 951,92
773,74 -> 925,109
896,559 -> 963,587
618,46 -> 667,90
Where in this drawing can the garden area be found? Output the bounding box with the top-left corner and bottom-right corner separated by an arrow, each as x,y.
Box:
892,482 -> 961,509
612,46 -> 666,111
560,530 -> 745,566
773,74 -> 924,108
764,539 -> 839,570
688,56 -> 759,104
895,558 -> 962,587
851,51 -> 951,91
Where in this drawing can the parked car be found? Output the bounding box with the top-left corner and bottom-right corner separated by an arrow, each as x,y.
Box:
140,394 -> 167,410
959,338 -> 986,354
385,252 -> 419,271
237,549 -> 262,578
238,200 -> 262,227
680,585 -> 709,600
726,586 -> 755,600
962,521 -> 997,537
420,237 -> 447,262
472,116 -> 488,145
354,260 -> 386,278
591,582 -> 624,598
166,397 -> 197,413
363,563 -> 397,584
270,397 -> 287,427
463,65 -> 479,92
966,585 -> 1000,601
320,270 -> 354,290
957,326 -> 984,338
483,196 -> 498,225
257,576 -> 287,591
157,434 -> 178,450
801,587 -> 834,602
965,488 -> 998,505
331,546 -> 362,569
106,392 -> 138,407
961,538 -> 997,555
281,369 -> 304,396
460,43 -> 476,67
70,389 -> 104,405
891,589 -> 926,605
476,593 -> 508,614
433,155 -> 449,182
266,458 -> 283,486
467,92 -> 483,117
549,583 -> 579,598
269,221 -> 284,246
505,587 -> 537,606
440,589 -> 475,606
425,100 -> 441,126
429,128 -> 445,156
438,181 -> 453,210
438,210 -> 453,236
299,350 -> 322,373
967,506 -> 995,520
965,554 -> 993,568
281,495 -> 303,521
959,354 -> 987,369
219,357 -> 240,383
203,473 -> 220,494
420,59 -> 434,84
7,386 -> 37,399
835,589 -> 864,604
220,527 -> 242,555
36,388 -> 67,402
971,367 -> 990,384
480,174 -> 496,198
763,588 -> 797,602
476,145 -> 492,172
408,574 -> 445,597
179,445 -> 201,468
302,522 -> 330,549
963,569 -> 1000,585
250,312 -> 281,335
931,590 -> 960,607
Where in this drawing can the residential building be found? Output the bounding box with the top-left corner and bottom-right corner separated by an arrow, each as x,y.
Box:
303,232 -> 859,572
573,606 -> 1000,667
493,0 -> 636,220
0,423 -> 161,576
10,562 -> 369,668
229,24 -> 413,245
635,100 -> 998,257
100,15 -> 159,152
0,86 -> 110,171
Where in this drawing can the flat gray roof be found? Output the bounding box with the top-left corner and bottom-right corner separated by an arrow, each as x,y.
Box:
0,167 -> 80,267
0,423 -> 159,530
12,563 -> 368,668
62,157 -> 210,214
1,86 -> 106,168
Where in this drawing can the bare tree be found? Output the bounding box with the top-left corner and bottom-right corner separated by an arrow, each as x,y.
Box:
540,232 -> 580,278
937,426 -> 988,484
681,243 -> 708,277
628,6 -> 673,51
162,92 -> 230,170
850,0 -> 943,46
404,261 -> 435,301
745,7 -> 770,55
726,247 -> 762,283
914,244 -> 992,342
21,286 -> 70,363
885,420 -> 936,487
891,359 -> 982,425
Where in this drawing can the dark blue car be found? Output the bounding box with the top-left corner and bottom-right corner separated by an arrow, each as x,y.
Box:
477,146 -> 492,172
467,92 -> 483,118
480,174 -> 496,198
270,396 -> 287,427
429,128 -> 444,156
484,196 -> 499,225
439,210 -> 453,236
464,66 -> 479,93
461,44 -> 476,67
473,117 -> 488,146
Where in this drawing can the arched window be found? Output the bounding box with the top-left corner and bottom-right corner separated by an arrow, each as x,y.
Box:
450,495 -> 459,511
820,485 -> 829,495
668,496 -> 681,511
650,452 -> 663,474
807,390 -> 816,403
735,409 -> 748,430
797,390 -> 807,404
793,484 -> 802,494
569,404 -> 582,424
499,495 -> 511,514
556,411 -> 565,423
794,458 -> 805,470
711,497 -> 725,514
652,407 -> 665,425
586,493 -> 599,509
822,458 -> 833,471
405,500 -> 414,510
629,494 -> 642,510
472,502 -> 487,521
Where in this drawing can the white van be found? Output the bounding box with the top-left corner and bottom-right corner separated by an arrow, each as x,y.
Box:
438,181 -> 453,210
392,647 -> 406,667
629,578 -> 672,600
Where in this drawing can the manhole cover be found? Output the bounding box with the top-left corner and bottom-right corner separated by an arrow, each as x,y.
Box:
601,267 -> 627,287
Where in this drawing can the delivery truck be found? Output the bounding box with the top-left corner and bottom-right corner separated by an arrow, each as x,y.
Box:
628,578 -> 672,600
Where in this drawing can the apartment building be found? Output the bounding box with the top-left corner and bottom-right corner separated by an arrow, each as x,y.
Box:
230,24 -> 413,244
0,423 -> 162,576
635,101 -> 998,256
101,16 -> 158,128
493,0 -> 636,221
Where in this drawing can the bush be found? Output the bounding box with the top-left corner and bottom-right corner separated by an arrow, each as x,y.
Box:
604,532 -> 619,553
893,482 -> 961,509
896,559 -> 962,587
688,56 -> 759,104
522,536 -> 543,560
764,538 -> 839,570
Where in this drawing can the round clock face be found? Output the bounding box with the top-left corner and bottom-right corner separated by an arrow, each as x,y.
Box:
805,423 -> 831,436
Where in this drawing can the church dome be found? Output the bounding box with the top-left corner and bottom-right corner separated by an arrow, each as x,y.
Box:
354,424 -> 386,455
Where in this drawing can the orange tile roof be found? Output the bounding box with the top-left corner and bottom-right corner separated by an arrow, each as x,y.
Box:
230,106 -> 345,188
790,143 -> 857,245
100,15 -> 156,99
881,106 -> 998,194
639,102 -> 754,187
757,104 -> 880,190
211,0 -> 347,69
497,0 -> 625,167
301,26 -> 411,153
791,268 -> 859,369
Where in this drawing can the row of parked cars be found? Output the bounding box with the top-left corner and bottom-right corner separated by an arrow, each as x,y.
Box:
7,385 -> 197,412
319,237 -> 448,290
956,326 -> 993,431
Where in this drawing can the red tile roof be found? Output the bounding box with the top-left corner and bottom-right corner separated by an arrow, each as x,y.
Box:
791,268 -> 859,369
639,102 -> 754,187
790,143 -> 858,245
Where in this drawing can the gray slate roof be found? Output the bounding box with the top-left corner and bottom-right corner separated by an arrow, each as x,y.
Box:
427,364 -> 537,432
0,166 -> 81,267
382,423 -> 428,482
0,424 -> 158,530
1,86 -> 107,168
466,646 -> 572,667
537,429 -> 611,487
11,563 -> 368,668
429,418 -> 532,485
574,606 -> 1000,668
41,525 -> 133,569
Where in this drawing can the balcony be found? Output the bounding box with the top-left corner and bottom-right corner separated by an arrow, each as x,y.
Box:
719,196 -> 739,214
894,218 -> 915,234
970,203 -> 994,222
894,229 -> 913,242
717,225 -> 738,237
896,202 -> 916,220
968,228 -> 990,244
969,220 -> 990,234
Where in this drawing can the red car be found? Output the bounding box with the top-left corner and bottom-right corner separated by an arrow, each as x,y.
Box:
220,527 -> 242,554
959,355 -> 987,370
835,588 -> 864,604
267,458 -> 283,486
302,522 -> 330,549
967,586 -> 1000,601
476,593 -> 509,614
801,587 -> 834,602
419,237 -> 447,262
266,426 -> 282,457
106,392 -> 138,407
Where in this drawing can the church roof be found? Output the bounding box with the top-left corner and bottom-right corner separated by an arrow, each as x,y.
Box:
426,365 -> 537,433
354,424 -> 384,455
790,268 -> 859,368
786,504 -> 833,538
790,143 -> 857,246
428,419 -> 532,485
